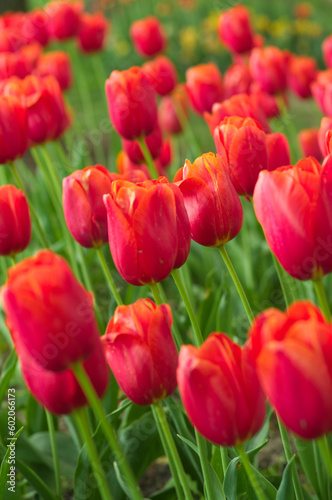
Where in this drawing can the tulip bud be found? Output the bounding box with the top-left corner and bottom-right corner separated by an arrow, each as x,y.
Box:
46,1 -> 83,40
223,64 -> 252,99
298,128 -> 323,162
142,55 -> 177,96
247,301 -> 332,439
217,5 -> 254,54
214,116 -> 268,196
253,157 -> 332,280
186,62 -> 223,114
78,12 -> 109,53
103,177 -> 191,285
249,46 -> 288,94
101,298 -> 177,405
287,55 -> 317,99
105,66 -> 158,140
1,250 -> 101,372
266,132 -> 291,170
0,95 -> 28,164
323,35 -> 332,69
121,123 -> 162,164
174,153 -> 243,247
177,333 -> 266,446
36,51 -> 73,91
318,117 -> 332,158
130,16 -> 166,58
0,185 -> 31,256
310,69 -> 332,117
159,84 -> 189,135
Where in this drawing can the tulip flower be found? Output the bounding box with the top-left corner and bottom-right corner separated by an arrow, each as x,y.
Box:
217,5 -> 254,54
174,153 -> 243,247
223,64 -> 252,99
36,51 -> 73,91
318,117 -> 332,157
130,16 -> 166,58
14,331 -> 109,415
77,12 -> 109,53
323,35 -> 332,69
0,185 -> 31,256
0,28 -> 25,52
105,66 -> 158,140
101,298 -> 177,405
311,69 -> 332,117
0,49 -> 34,80
116,151 -> 155,179
103,177 -> 191,285
46,1 -> 83,40
253,157 -> 332,280
23,9 -> 50,47
298,128 -> 323,162
185,62 -> 223,114
177,333 -> 266,446
247,301 -> 332,439
2,75 -> 71,145
214,116 -> 268,196
121,122 -> 162,164
287,55 -> 317,99
0,95 -> 28,164
1,250 -> 101,372
249,46 -> 288,94
266,133 -> 291,170
142,56 -> 177,96
159,84 -> 189,135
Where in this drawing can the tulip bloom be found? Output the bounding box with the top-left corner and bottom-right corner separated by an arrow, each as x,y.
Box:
311,69 -> 332,117
177,333 -> 266,446
249,46 -> 288,94
1,250 -> 101,372
0,185 -> 31,256
298,128 -> 323,162
318,117 -> 332,158
159,84 -> 189,135
105,66 -> 158,140
36,51 -> 73,91
217,5 -> 254,54
130,16 -> 166,57
287,55 -> 317,99
46,1 -> 83,40
101,298 -> 177,405
323,35 -> 332,69
253,157 -> 332,280
223,64 -> 252,99
247,301 -> 332,439
214,116 -> 269,196
0,49 -> 34,80
121,123 -> 162,164
0,95 -> 28,164
14,332 -> 109,415
142,56 -> 177,96
186,63 -> 223,114
174,153 -> 243,247
103,177 -> 191,285
78,12 -> 109,53
266,133 -> 291,170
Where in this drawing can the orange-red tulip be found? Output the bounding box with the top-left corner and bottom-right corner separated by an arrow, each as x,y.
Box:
0,185 -> 31,256
249,46 -> 288,94
130,16 -> 166,57
298,128 -> 323,162
217,6 -> 254,54
78,12 -> 109,53
0,94 -> 28,164
186,62 -> 223,114
142,55 -> 177,96
36,51 -> 73,91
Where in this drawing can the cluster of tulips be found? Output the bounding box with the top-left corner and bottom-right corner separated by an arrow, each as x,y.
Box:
2,2 -> 332,500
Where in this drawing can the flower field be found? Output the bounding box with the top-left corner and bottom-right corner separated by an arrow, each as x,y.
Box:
1,0 -> 332,499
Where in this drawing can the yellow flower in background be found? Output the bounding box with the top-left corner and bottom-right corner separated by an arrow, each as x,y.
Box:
179,26 -> 197,60
254,14 -> 271,32
294,19 -> 322,37
112,39 -> 131,56
202,11 -> 219,32
269,18 -> 292,38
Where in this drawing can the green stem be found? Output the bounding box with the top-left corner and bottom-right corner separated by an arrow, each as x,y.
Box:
277,417 -> 304,500
195,430 -> 218,500
171,269 -> 203,346
74,409 -> 114,500
317,435 -> 332,479
45,411 -> 62,500
237,445 -> 267,500
172,97 -> 201,159
313,279 -> 331,321
272,254 -> 296,307
218,245 -> 254,324
156,282 -> 183,349
137,136 -> 159,179
150,282 -> 163,305
53,140 -> 73,175
153,402 -> 194,500
9,255 -> 16,267
220,446 -> 229,478
73,362 -> 143,500
96,247 -> 123,306
10,162 -> 49,249
151,405 -> 185,500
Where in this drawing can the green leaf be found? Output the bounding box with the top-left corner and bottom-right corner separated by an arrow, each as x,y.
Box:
293,436 -> 320,497
25,394 -> 48,435
149,477 -> 177,499
245,406 -> 273,453
276,455 -> 295,500
176,434 -> 199,455
0,427 -> 24,498
0,350 -> 18,404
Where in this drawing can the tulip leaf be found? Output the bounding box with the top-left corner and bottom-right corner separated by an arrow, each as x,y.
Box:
245,406 -> 273,453
0,350 -> 18,405
25,394 -> 48,435
148,477 -> 177,499
176,434 -> 199,455
0,427 -> 24,498
293,436 -> 320,497
276,455 -> 295,500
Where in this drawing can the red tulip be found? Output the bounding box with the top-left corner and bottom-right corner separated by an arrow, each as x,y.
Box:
323,35 -> 332,69
177,333 -> 266,446
2,75 -> 71,145
142,55 -> 177,96
287,55 -> 317,99
311,69 -> 332,117
253,157 -> 332,280
217,6 -> 255,54
23,9 -> 50,46
247,301 -> 332,439
159,84 -> 189,135
298,128 -> 323,162
103,177 -> 191,285
266,132 -> 291,170
0,28 -> 26,52
249,46 -> 288,94
1,250 -> 101,372
174,153 -> 243,246
14,331 -> 109,415
78,12 -> 109,53
130,16 -> 166,58
318,117 -> 332,158
36,51 -> 73,91
214,116 -> 268,196
0,185 -> 31,256
0,94 -> 28,164
105,66 -> 158,140
186,62 -> 223,114
121,122 -> 162,164
101,298 -> 177,405
223,63 -> 252,99
46,1 -> 83,40
116,151 -> 155,179
0,49 -> 34,80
